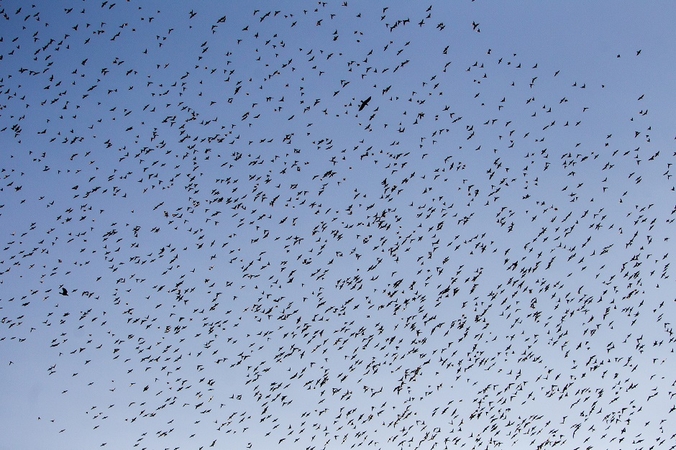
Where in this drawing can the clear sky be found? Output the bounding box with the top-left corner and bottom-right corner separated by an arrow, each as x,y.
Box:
1,1 -> 676,449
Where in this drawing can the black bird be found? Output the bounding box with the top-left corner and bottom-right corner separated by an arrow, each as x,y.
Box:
358,96 -> 371,111
59,287 -> 68,296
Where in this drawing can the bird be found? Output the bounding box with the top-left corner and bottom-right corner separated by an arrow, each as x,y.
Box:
358,96 -> 371,111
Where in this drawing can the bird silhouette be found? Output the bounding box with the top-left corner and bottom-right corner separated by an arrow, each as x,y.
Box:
358,96 -> 372,111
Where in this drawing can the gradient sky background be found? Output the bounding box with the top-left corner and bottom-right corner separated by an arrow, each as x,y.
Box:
2,1 -> 676,449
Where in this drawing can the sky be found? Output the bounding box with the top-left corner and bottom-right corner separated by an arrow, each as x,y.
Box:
1,1 -> 676,449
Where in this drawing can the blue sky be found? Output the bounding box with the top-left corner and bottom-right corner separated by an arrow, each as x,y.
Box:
1,1 -> 676,449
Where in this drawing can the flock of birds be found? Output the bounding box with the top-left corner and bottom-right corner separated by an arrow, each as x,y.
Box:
1,1 -> 676,449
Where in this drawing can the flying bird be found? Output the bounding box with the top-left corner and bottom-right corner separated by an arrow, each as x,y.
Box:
358,96 -> 371,111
